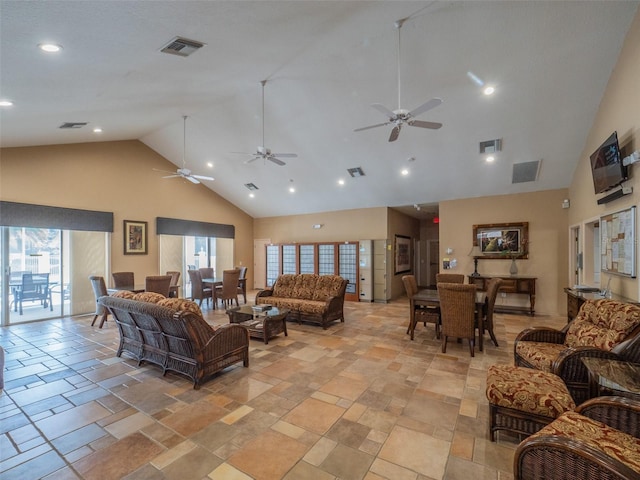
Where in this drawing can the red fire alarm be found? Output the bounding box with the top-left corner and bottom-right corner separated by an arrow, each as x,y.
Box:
433,216 -> 440,224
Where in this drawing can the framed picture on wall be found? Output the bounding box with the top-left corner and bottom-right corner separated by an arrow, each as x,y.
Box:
472,222 -> 528,259
395,234 -> 411,274
124,220 -> 148,255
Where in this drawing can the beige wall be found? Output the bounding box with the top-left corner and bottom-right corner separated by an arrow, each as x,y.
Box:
387,208 -> 420,298
0,140 -> 254,287
568,9 -> 640,300
439,189 -> 569,316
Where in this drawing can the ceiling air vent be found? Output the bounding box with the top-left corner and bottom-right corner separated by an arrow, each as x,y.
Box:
347,167 -> 365,178
160,36 -> 206,57
512,160 -> 542,184
59,122 -> 88,129
244,183 -> 259,191
479,138 -> 502,153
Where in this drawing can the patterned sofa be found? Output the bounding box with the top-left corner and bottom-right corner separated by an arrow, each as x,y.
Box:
255,274 -> 348,329
514,299 -> 640,403
514,396 -> 640,480
99,293 -> 249,389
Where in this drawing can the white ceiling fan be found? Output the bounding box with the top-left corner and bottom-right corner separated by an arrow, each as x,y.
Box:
154,116 -> 214,184
233,80 -> 297,166
354,17 -> 443,142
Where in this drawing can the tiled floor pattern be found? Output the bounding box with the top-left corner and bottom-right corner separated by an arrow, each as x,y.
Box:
0,295 -> 566,479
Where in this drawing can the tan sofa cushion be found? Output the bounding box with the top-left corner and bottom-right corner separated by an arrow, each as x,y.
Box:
313,275 -> 344,301
272,274 -> 296,298
110,290 -> 135,300
133,292 -> 166,304
157,298 -> 203,317
566,299 -> 640,350
514,342 -> 566,372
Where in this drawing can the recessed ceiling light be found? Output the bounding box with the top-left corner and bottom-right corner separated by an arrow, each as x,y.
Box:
249,193 -> 255,198
289,187 -> 295,193
0,100 -> 13,107
483,86 -> 495,96
207,162 -> 213,168
401,169 -> 409,176
38,43 -> 62,53
93,127 -> 102,133
486,155 -> 495,163
338,179 -> 345,185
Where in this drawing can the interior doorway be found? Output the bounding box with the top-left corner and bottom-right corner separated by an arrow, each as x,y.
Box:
427,240 -> 439,288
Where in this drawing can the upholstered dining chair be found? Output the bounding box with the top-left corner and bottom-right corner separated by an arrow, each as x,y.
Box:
402,274 -> 440,339
236,266 -> 248,304
438,283 -> 478,356
436,273 -> 465,284
89,275 -> 109,328
216,269 -> 241,308
145,275 -> 172,297
199,267 -> 214,280
188,269 -> 212,307
483,278 -> 503,347
166,271 -> 181,298
112,271 -> 134,288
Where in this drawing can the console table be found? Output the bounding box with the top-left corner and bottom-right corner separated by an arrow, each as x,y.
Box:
468,275 -> 536,316
564,288 -> 640,322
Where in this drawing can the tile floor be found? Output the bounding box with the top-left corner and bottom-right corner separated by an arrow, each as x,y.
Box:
0,294 -> 566,479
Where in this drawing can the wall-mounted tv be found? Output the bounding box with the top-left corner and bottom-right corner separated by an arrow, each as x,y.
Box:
590,131 -> 626,194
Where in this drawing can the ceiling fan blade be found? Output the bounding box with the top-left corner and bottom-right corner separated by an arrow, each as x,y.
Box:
388,125 -> 401,142
409,120 -> 443,130
185,176 -> 200,184
354,122 -> 389,132
162,174 -> 180,179
271,153 -> 297,158
244,157 -> 261,164
371,103 -> 396,119
408,98 -> 442,118
231,151 -> 254,155
268,157 -> 286,166
154,168 -> 179,175
191,174 -> 214,181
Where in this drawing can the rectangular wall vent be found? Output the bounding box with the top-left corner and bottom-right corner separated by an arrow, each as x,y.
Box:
59,122 -> 88,129
244,183 -> 259,191
512,160 -> 542,184
160,36 -> 206,57
479,138 -> 502,153
347,167 -> 365,178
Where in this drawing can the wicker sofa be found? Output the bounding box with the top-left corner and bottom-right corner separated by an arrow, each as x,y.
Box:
514,299 -> 640,403
99,295 -> 249,389
255,274 -> 348,329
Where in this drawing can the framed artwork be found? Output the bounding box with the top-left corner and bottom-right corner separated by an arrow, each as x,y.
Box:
473,222 -> 528,259
394,234 -> 411,274
124,220 -> 148,255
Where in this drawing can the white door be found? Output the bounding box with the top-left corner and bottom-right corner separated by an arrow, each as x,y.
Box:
253,238 -> 270,290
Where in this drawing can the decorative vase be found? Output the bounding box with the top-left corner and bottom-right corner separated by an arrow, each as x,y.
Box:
510,257 -> 518,276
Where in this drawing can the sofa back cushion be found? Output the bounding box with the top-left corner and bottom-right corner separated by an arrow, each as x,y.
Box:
312,275 -> 345,301
157,298 -> 203,317
272,274 -> 297,298
293,274 -> 319,299
133,292 -> 166,304
566,299 -> 640,350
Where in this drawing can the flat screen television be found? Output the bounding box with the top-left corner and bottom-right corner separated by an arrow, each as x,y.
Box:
590,131 -> 626,194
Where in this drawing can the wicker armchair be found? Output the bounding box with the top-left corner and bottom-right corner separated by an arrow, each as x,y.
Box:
402,274 -> 440,340
514,299 -> 640,403
145,275 -> 172,297
436,273 -> 465,284
166,271 -> 181,298
112,271 -> 134,288
188,269 -> 213,307
438,283 -> 478,356
216,269 -> 241,308
514,396 -> 640,480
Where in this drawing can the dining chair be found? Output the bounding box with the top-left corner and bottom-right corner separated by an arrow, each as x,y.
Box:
438,283 -> 478,357
145,275 -> 172,297
483,278 -> 503,347
216,269 -> 241,308
436,273 -> 465,284
402,274 -> 440,339
166,271 -> 181,298
236,266 -> 248,304
112,271 -> 134,288
187,269 -> 213,307
89,275 -> 109,328
199,267 -> 214,280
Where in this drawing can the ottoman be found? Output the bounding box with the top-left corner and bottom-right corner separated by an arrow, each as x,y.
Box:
486,364 -> 576,441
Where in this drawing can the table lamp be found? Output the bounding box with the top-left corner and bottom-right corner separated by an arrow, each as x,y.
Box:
469,245 -> 482,277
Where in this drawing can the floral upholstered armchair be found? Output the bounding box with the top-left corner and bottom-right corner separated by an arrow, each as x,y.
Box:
514,299 -> 640,403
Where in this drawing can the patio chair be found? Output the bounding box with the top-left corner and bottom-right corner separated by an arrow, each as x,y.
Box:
16,273 -> 53,315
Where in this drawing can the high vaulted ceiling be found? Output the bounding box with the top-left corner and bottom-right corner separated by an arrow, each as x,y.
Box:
1,1 -> 638,219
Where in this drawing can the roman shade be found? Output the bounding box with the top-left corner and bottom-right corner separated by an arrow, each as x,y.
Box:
0,201 -> 113,232
156,217 -> 234,239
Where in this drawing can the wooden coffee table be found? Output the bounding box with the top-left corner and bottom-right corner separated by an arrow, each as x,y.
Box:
226,305 -> 289,344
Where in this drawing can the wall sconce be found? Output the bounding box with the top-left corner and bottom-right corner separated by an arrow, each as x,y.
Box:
562,199 -> 570,209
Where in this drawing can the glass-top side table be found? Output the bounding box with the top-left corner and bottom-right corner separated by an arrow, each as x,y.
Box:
582,357 -> 640,401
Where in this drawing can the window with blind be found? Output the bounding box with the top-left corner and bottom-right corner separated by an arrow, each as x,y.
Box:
318,244 -> 335,275
266,245 -> 280,287
339,243 -> 357,294
299,244 -> 315,274
282,245 -> 297,274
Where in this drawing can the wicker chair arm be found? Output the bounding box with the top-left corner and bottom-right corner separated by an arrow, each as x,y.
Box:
514,327 -> 567,344
552,346 -> 621,382
255,289 -> 273,302
514,434 -> 640,480
201,324 -> 249,353
576,396 -> 640,438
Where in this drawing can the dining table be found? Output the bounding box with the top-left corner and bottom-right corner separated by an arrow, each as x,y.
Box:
107,285 -> 145,294
410,288 -> 487,351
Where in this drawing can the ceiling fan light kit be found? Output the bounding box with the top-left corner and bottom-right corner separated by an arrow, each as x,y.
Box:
354,17 -> 443,142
